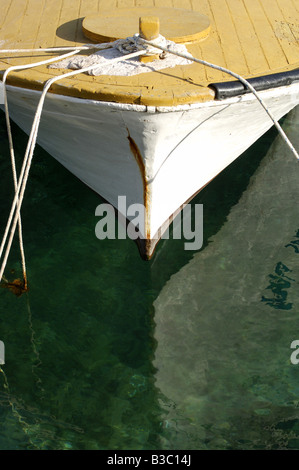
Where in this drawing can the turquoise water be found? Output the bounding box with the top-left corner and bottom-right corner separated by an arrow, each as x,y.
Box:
0,107 -> 299,450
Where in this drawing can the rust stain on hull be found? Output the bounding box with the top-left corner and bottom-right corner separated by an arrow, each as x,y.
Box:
126,128 -> 151,244
125,130 -> 218,260
127,129 -> 145,181
141,173 -> 219,259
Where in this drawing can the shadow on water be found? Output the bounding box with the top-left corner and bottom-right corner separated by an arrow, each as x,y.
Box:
0,106 -> 298,449
153,107 -> 299,449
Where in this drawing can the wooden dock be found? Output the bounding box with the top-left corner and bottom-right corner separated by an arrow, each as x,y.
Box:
0,0 -> 298,106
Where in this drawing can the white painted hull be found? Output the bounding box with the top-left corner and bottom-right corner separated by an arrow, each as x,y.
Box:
2,83 -> 299,257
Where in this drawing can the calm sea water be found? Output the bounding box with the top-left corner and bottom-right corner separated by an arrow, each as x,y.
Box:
0,106 -> 298,450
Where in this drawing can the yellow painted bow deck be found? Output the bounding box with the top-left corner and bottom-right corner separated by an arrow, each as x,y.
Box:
0,0 -> 299,106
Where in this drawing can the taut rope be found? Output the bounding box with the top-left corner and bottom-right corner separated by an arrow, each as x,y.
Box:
0,34 -> 298,290
0,49 -> 144,288
137,36 -> 299,162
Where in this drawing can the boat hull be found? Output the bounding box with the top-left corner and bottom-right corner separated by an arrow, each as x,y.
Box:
2,83 -> 299,258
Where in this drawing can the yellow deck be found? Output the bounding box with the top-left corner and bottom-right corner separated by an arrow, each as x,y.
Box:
0,0 -> 298,106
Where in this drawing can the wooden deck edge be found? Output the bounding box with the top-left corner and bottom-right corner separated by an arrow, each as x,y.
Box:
0,68 -> 216,106
1,65 -> 299,106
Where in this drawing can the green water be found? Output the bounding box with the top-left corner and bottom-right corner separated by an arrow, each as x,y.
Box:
0,107 -> 299,450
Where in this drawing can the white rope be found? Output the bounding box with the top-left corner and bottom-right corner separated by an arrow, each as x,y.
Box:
0,37 -> 164,56
0,49 -> 144,283
137,36 -> 299,161
48,36 -> 191,76
0,36 -> 298,283
3,80 -> 27,287
0,44 -> 115,54
0,49 -> 85,286
115,34 -> 167,56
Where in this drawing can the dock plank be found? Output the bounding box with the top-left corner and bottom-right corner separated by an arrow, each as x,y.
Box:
261,0 -> 298,64
0,0 -> 13,30
79,0 -> 100,13
51,0 -> 81,46
1,0 -> 28,48
77,0 -> 100,43
242,0 -> 289,70
173,0 -> 192,9
20,0 -> 47,49
292,0 -> 299,14
208,0 -> 249,74
117,0 -> 136,8
154,0 -> 173,8
154,0 -> 173,6
0,0 -> 298,106
193,0 -> 228,81
98,0 -> 117,12
274,0 -> 299,49
225,0 -> 270,74
135,0 -> 155,7
34,0 -> 63,48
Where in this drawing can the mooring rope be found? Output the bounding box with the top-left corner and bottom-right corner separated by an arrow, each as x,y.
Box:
0,35 -> 298,286
136,36 -> 299,161
0,43 -> 116,54
0,49 -> 144,286
0,49 -> 87,289
3,83 -> 27,288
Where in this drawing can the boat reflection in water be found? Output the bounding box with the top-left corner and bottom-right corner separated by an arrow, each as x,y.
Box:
153,107 -> 299,450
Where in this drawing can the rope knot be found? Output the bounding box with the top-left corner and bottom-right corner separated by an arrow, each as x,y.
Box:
115,34 -> 168,58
